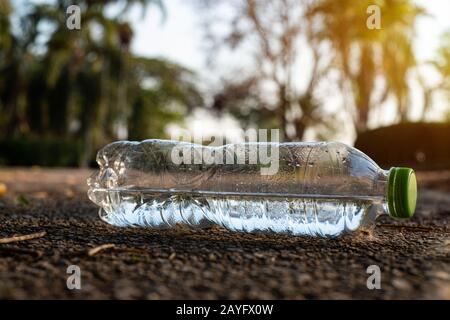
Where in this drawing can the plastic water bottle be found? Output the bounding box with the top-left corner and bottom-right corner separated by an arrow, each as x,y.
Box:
87,140 -> 417,237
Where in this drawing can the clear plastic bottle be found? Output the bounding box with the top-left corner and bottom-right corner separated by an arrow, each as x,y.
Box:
87,140 -> 417,237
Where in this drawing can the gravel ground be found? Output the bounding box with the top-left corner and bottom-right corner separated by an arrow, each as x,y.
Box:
0,168 -> 449,299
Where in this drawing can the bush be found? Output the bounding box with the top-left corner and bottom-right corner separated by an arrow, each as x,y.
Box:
354,122 -> 450,170
0,136 -> 84,167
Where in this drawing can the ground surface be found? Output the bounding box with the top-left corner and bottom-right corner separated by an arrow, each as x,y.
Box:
0,168 -> 449,299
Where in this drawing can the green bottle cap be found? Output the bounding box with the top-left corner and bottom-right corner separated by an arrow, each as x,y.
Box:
387,167 -> 417,219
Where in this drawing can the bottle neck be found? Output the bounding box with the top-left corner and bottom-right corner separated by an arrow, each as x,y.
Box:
375,169 -> 390,215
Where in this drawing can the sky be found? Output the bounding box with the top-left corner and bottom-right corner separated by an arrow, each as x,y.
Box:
129,1 -> 206,73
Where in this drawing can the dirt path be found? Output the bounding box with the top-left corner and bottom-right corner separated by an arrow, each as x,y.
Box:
0,168 -> 449,299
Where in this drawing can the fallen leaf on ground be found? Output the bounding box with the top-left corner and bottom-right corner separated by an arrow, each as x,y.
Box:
0,183 -> 7,197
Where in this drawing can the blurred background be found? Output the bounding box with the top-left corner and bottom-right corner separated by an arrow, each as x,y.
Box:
0,0 -> 449,169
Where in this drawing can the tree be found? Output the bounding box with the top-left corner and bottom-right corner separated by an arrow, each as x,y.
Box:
0,0 -> 26,135
419,31 -> 450,121
0,0 -> 203,166
308,0 -> 423,132
22,0 -> 159,163
127,57 -> 203,140
196,0 -> 334,141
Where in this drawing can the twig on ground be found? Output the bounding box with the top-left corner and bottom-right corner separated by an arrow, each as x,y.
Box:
0,231 -> 47,244
87,244 -> 116,256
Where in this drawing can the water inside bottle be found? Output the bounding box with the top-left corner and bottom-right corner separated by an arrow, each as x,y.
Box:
89,187 -> 383,237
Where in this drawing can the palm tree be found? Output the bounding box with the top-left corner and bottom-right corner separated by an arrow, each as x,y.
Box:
308,0 -> 423,133
0,0 -> 204,166
420,32 -> 450,120
127,57 -> 203,140
22,0 -> 166,165
0,0 -> 25,135
435,33 -> 450,100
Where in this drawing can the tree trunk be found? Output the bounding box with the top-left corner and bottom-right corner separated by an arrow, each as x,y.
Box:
278,84 -> 289,142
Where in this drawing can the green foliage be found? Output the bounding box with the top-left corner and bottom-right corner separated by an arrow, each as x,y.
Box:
0,0 -> 203,166
0,136 -> 84,167
128,91 -> 182,140
127,57 -> 203,140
